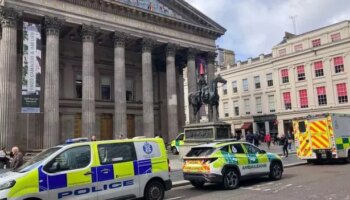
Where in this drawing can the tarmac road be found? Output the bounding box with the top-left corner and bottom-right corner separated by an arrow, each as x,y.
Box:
165,162 -> 350,200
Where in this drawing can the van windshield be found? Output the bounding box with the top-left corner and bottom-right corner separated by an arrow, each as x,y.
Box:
186,147 -> 215,157
15,147 -> 62,173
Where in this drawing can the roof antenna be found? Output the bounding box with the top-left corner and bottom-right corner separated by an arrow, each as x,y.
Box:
289,15 -> 297,34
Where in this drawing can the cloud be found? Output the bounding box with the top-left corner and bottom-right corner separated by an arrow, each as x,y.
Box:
185,0 -> 350,61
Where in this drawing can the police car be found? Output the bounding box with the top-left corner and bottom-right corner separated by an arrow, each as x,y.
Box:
183,141 -> 283,189
170,133 -> 185,155
0,137 -> 172,200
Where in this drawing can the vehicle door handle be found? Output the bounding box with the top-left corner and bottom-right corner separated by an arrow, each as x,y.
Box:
84,171 -> 92,176
101,169 -> 110,174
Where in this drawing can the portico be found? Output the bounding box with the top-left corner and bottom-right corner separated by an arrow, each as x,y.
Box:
0,0 -> 225,150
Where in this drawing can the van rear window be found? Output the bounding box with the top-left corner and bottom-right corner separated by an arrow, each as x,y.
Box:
186,147 -> 215,157
299,121 -> 306,133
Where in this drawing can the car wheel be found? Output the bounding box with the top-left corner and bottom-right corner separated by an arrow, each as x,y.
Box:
306,159 -> 314,164
223,168 -> 239,190
269,162 -> 283,180
144,180 -> 165,200
190,180 -> 205,189
171,147 -> 178,155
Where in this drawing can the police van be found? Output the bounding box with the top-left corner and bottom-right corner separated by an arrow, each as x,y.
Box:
0,137 -> 172,200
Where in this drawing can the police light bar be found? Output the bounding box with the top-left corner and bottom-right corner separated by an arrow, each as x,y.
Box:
65,137 -> 89,144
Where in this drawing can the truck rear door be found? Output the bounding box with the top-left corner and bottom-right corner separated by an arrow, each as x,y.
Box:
309,118 -> 331,151
294,120 -> 313,159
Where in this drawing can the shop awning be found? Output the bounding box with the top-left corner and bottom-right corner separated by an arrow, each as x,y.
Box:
241,122 -> 252,130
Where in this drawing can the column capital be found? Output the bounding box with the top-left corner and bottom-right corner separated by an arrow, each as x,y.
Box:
166,43 -> 178,57
0,7 -> 19,28
187,47 -> 199,60
141,38 -> 155,53
206,51 -> 217,64
81,24 -> 99,42
44,16 -> 63,36
114,31 -> 128,48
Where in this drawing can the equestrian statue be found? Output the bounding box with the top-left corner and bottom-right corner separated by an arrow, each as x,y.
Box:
188,74 -> 227,122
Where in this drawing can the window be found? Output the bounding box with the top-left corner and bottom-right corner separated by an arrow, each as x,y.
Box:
244,99 -> 250,115
279,48 -> 286,56
177,134 -> 184,141
234,101 -> 239,116
230,144 -> 245,154
232,81 -> 238,93
314,61 -> 324,77
297,65 -> 305,81
317,86 -> 327,106
44,146 -> 91,173
334,56 -> 344,73
75,73 -> 82,98
242,143 -> 260,154
266,73 -> 273,87
268,95 -> 275,112
221,145 -> 229,153
254,76 -> 261,89
281,69 -> 289,83
101,76 -> 111,100
126,79 -> 134,102
331,33 -> 341,42
98,142 -> 136,165
312,38 -> 321,47
224,102 -> 229,117
243,79 -> 248,91
336,83 -> 348,104
283,92 -> 292,110
256,97 -> 262,114
299,89 -> 308,108
223,84 -> 227,95
294,44 -> 303,52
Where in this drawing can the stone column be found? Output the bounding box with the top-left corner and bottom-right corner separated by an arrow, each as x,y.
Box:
187,48 -> 197,123
81,24 -> 97,139
166,44 -> 178,140
265,121 -> 270,134
43,17 -> 63,148
177,66 -> 185,132
207,52 -> 217,122
142,39 -> 155,137
114,32 -> 127,139
0,8 -> 18,148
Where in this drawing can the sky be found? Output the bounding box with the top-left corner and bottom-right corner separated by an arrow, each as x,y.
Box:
185,0 -> 350,61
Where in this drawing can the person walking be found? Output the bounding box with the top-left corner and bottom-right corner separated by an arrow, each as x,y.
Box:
264,134 -> 271,150
0,147 -> 8,169
287,130 -> 293,150
246,131 -> 253,144
10,146 -> 24,170
253,132 -> 260,147
282,136 -> 289,157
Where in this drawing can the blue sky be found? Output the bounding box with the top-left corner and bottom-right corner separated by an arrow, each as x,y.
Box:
186,0 -> 350,61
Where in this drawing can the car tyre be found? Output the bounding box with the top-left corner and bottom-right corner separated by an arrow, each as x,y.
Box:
171,147 -> 178,155
269,162 -> 283,180
190,180 -> 205,189
144,180 -> 165,200
223,168 -> 239,190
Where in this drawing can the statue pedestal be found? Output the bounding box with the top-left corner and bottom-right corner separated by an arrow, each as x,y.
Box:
179,121 -> 233,157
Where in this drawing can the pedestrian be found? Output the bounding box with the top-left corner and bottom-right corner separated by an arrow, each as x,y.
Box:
0,147 -> 8,169
245,131 -> 253,144
287,130 -> 293,150
282,136 -> 289,157
264,134 -> 271,150
253,132 -> 260,147
10,146 -> 24,170
91,135 -> 97,141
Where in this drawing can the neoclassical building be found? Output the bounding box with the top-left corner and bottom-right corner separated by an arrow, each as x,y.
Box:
218,21 -> 350,139
0,0 -> 225,150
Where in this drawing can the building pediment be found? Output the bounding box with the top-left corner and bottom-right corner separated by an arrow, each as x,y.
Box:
60,0 -> 226,39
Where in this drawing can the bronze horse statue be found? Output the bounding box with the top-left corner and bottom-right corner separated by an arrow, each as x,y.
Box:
188,74 -> 227,122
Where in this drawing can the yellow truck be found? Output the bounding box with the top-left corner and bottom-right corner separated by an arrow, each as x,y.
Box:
293,113 -> 350,163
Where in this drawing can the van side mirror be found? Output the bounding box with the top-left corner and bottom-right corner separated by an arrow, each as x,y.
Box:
259,150 -> 266,154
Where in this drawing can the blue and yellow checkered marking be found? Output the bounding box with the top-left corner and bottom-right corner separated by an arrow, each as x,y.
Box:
336,137 -> 350,150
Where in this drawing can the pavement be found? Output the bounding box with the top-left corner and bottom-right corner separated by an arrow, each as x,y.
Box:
165,162 -> 350,200
169,143 -> 300,183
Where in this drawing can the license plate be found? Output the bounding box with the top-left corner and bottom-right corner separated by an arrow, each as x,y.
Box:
321,154 -> 327,158
186,160 -> 201,164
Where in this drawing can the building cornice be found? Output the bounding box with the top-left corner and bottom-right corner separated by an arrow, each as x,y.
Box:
61,0 -> 224,40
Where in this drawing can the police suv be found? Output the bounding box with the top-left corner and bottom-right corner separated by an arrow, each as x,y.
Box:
0,137 -> 172,200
